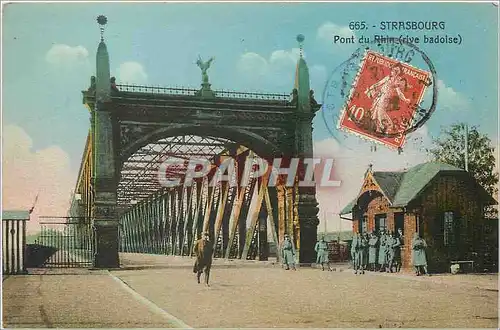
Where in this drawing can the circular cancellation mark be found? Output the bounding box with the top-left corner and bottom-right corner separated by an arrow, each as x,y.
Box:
321,37 -> 438,150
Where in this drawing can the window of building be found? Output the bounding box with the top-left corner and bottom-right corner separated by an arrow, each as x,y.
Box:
444,211 -> 455,246
394,212 -> 404,236
359,215 -> 368,234
375,214 -> 387,233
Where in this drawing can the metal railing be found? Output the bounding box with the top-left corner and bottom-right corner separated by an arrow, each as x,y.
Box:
114,84 -> 290,102
32,217 -> 94,268
116,84 -> 198,96
213,89 -> 290,101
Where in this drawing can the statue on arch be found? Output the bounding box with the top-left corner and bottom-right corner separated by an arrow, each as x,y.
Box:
196,56 -> 215,85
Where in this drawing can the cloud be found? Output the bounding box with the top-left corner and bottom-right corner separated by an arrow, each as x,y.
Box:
116,61 -> 148,84
435,80 -> 469,112
313,125 -> 432,232
316,22 -> 356,52
45,44 -> 89,65
269,48 -> 301,67
2,125 -> 75,233
236,49 -> 326,92
317,22 -> 354,41
237,52 -> 268,78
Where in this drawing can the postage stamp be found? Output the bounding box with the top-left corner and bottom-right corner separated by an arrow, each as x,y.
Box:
321,39 -> 438,151
337,50 -> 431,149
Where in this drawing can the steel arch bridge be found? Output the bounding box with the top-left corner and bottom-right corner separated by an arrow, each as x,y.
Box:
68,18 -> 321,268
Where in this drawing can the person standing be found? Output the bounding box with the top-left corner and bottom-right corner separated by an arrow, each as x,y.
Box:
368,232 -> 379,271
357,233 -> 369,274
390,230 -> 403,272
412,233 -> 428,276
385,231 -> 396,273
350,232 -> 359,272
281,234 -> 297,271
315,236 -> 329,271
378,230 -> 388,272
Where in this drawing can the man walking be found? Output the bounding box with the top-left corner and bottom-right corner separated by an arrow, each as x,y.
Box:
193,231 -> 214,285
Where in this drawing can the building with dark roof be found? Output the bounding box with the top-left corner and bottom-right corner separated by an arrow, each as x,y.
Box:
339,162 -> 497,272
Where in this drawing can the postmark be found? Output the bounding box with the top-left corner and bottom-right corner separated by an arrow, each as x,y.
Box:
321,38 -> 438,150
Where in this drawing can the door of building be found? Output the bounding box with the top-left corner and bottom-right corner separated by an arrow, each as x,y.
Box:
375,214 -> 387,233
394,212 -> 404,235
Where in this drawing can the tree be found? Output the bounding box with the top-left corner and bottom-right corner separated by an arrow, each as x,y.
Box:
428,123 -> 498,199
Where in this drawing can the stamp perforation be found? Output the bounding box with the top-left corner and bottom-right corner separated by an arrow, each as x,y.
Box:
336,48 -> 431,150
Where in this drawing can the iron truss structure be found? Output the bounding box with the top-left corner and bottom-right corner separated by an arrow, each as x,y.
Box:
69,83 -> 310,263
118,147 -> 298,261
118,135 -> 233,205
67,24 -> 320,268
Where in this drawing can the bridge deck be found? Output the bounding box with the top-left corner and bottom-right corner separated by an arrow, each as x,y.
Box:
3,253 -> 497,328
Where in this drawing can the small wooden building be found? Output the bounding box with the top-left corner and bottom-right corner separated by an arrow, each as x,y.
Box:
339,162 -> 497,272
2,210 -> 30,274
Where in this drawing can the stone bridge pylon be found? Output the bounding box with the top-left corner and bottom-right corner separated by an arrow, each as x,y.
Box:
72,17 -> 321,268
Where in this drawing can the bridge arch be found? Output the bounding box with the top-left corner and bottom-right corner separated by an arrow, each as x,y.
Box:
79,18 -> 320,268
120,124 -> 281,164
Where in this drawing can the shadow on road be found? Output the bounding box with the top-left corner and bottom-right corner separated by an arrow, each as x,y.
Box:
25,244 -> 58,267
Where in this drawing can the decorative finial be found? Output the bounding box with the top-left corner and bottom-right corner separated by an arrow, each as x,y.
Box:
97,15 -> 108,41
296,34 -> 305,58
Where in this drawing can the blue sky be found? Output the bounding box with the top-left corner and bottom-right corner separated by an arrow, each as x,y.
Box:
2,2 -> 498,228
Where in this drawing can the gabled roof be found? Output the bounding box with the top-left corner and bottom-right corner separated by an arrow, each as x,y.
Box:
391,162 -> 465,207
339,161 -> 495,215
372,171 -> 405,203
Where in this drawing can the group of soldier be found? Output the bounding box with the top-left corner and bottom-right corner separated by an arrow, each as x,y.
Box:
350,228 -> 404,274
280,228 -> 429,276
194,228 -> 429,283
280,234 -> 331,271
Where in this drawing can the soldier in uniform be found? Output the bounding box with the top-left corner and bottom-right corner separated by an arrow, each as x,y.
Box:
350,232 -> 359,272
389,230 -> 403,272
396,228 -> 404,272
412,233 -> 428,276
314,236 -> 329,271
192,231 -> 214,286
368,232 -> 379,271
385,231 -> 396,272
281,234 -> 297,270
378,230 -> 388,272
356,233 -> 369,274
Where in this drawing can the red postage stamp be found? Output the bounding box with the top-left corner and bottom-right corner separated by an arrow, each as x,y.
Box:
338,50 -> 431,149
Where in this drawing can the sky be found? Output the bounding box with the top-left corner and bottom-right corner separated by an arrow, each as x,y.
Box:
2,2 -> 499,233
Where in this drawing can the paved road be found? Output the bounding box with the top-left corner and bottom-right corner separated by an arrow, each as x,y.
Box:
2,271 -> 180,328
2,253 -> 498,328
112,260 -> 498,328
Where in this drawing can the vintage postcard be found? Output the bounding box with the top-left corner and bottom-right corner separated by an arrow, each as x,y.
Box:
2,1 -> 498,329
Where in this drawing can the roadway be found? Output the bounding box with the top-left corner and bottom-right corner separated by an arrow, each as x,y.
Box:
2,253 -> 498,328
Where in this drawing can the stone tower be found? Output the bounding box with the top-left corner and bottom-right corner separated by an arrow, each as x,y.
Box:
293,34 -> 320,264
